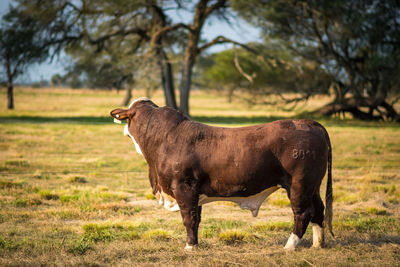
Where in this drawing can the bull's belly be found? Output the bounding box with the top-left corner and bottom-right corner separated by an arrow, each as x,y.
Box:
156,186 -> 281,217
199,186 -> 280,217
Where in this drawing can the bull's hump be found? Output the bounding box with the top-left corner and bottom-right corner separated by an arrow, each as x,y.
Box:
275,119 -> 317,131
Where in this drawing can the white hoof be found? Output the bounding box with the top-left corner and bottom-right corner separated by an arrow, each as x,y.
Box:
184,243 -> 196,251
284,233 -> 300,251
312,223 -> 324,248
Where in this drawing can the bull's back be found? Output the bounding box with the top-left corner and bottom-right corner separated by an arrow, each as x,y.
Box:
189,119 -> 328,197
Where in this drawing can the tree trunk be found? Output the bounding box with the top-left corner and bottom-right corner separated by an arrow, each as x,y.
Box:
179,54 -> 195,116
158,49 -> 177,109
227,86 -> 234,103
313,96 -> 400,121
179,26 -> 201,117
6,55 -> 14,110
7,82 -> 14,110
121,86 -> 132,106
149,4 -> 177,109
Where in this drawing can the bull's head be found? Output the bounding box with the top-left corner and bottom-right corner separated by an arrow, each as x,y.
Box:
110,97 -> 154,155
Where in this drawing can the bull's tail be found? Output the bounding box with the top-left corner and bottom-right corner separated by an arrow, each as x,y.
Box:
324,128 -> 334,237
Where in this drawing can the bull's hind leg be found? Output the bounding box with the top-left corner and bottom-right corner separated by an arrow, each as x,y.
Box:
311,193 -> 325,248
284,183 -> 313,251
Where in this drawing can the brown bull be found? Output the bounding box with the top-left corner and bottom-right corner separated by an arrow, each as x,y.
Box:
111,98 -> 333,250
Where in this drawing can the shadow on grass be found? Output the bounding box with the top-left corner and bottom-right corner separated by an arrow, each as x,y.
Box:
326,234 -> 400,247
0,115 -> 287,125
0,115 -> 398,128
0,116 -> 112,124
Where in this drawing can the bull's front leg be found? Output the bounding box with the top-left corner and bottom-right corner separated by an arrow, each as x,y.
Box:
172,181 -> 201,250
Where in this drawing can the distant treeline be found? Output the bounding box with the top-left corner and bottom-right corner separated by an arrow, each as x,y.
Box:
1,0 -> 399,121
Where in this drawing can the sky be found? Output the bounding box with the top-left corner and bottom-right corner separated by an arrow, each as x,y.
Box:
0,0 -> 261,83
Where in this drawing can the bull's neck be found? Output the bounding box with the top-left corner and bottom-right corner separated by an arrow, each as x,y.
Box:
133,107 -> 188,158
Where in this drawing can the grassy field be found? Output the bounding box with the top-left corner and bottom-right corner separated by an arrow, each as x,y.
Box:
0,87 -> 399,266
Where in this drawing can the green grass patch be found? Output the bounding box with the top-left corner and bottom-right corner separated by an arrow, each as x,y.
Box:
0,236 -> 20,251
68,176 -> 87,183
142,229 -> 172,241
13,198 -> 27,207
99,191 -> 128,201
60,194 -> 80,203
200,225 -> 219,238
251,221 -> 293,233
203,218 -> 246,229
372,184 -> 397,195
0,179 -> 23,189
334,217 -> 398,233
334,193 -> 359,204
12,197 -> 42,207
363,207 -> 389,216
76,221 -> 148,251
199,219 -> 247,238
68,236 -> 93,255
219,229 -> 250,244
39,190 -> 59,200
83,223 -> 113,243
4,159 -> 30,167
145,193 -> 155,200
268,198 -> 291,207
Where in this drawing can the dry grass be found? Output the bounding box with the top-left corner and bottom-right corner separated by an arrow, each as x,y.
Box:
0,87 -> 399,266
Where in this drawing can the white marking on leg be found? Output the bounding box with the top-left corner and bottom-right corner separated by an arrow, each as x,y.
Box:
312,223 -> 324,248
184,243 -> 195,251
284,233 -> 301,251
156,190 -> 180,212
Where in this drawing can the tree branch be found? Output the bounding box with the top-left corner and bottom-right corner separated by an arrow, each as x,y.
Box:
198,35 -> 258,54
205,0 -> 228,18
154,23 -> 191,37
233,45 -> 256,84
87,27 -> 149,46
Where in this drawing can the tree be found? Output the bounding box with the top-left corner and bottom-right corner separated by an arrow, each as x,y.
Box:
16,0 -> 254,116
1,0 -> 83,109
0,7 -> 49,109
201,43 -> 332,105
234,0 -> 400,121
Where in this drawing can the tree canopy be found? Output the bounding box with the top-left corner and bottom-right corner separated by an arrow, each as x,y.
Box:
2,0 -> 399,120
0,6 -> 52,109
233,0 -> 400,121
201,42 -> 332,105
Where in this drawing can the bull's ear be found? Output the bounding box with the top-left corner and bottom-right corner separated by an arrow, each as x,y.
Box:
110,108 -> 130,121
